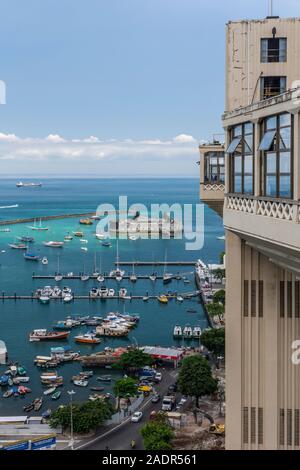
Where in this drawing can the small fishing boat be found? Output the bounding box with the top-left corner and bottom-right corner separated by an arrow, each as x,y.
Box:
108,288 -> 115,297
63,293 -> 73,303
64,233 -> 73,241
17,366 -> 27,376
24,252 -> 39,261
97,274 -> 105,283
173,325 -> 183,338
101,241 -> 111,247
23,403 -> 34,412
73,231 -> 84,237
79,218 -> 93,225
149,273 -> 157,282
176,296 -> 184,302
29,329 -> 70,341
51,390 -> 61,400
74,334 -> 101,344
143,296 -> 149,301
39,295 -> 50,304
95,233 -> 106,240
34,397 -> 43,411
90,386 -> 104,392
3,389 -> 13,398
158,295 -> 168,304
73,379 -> 88,387
96,375 -> 111,382
17,236 -> 34,243
9,243 -> 27,250
43,241 -> 64,248
119,288 -> 127,298
43,387 -> 56,396
90,287 -> 99,298
81,274 -> 90,281
41,257 -> 48,265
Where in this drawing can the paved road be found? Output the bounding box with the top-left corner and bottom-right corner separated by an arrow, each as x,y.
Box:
80,369 -> 179,451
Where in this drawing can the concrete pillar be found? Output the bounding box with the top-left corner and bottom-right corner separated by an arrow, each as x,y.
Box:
225,229 -> 243,449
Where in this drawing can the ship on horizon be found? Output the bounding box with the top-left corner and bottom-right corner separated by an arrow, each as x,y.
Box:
16,181 -> 42,188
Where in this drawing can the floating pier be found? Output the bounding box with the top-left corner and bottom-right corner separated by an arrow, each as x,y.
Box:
0,291 -> 201,301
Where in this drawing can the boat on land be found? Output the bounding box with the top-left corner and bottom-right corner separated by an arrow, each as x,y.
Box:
17,236 -> 34,243
9,242 -> 27,249
28,219 -> 49,231
43,241 -> 64,248
24,252 -> 39,261
74,333 -> 101,344
16,181 -> 42,187
29,329 -> 70,342
158,295 -> 168,304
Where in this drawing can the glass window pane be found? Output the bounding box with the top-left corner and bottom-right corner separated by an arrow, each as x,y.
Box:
244,155 -> 253,173
219,174 -> 225,183
210,157 -> 218,165
279,175 -> 291,198
259,130 -> 276,151
244,134 -> 253,153
279,38 -> 287,62
280,113 -> 291,127
265,175 -> 277,196
244,123 -> 253,135
266,116 -> 277,130
266,153 -> 276,173
244,176 -> 253,194
219,157 -> 225,165
233,125 -> 242,137
234,175 -> 242,193
279,152 -> 291,173
279,127 -> 291,150
261,39 -> 268,63
227,136 -> 242,154
234,155 -> 242,173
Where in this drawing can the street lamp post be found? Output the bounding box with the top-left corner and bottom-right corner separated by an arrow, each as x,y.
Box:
67,390 -> 76,450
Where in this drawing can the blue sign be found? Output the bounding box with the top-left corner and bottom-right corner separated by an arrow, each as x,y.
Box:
31,436 -> 56,450
2,441 -> 30,451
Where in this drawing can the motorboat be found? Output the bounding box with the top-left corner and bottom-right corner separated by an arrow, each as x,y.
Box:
80,239 -> 88,244
149,273 -> 157,282
63,293 -> 73,303
108,288 -> 115,297
29,329 -> 70,342
130,263 -> 137,282
17,236 -> 34,243
143,296 -> 149,301
163,273 -> 173,284
101,241 -> 112,247
193,326 -> 202,338
54,274 -> 63,282
97,274 -> 105,283
95,232 -> 106,240
64,234 -> 73,241
176,296 -> 184,302
81,247 -> 88,252
73,231 -> 84,237
90,287 -> 99,298
61,287 -> 72,298
41,257 -> 48,265
173,325 -> 183,338
73,379 -> 89,387
39,295 -> 50,304
79,219 -> 93,225
119,288 -> 127,298
16,181 -> 42,187
34,397 -> 43,411
74,333 -> 101,344
158,295 -> 168,304
24,252 -> 39,261
43,241 -> 64,248
51,391 -> 61,400
9,243 -> 27,249
81,274 -> 90,281
99,286 -> 109,298
43,387 -> 56,396
96,375 -> 111,382
183,325 -> 193,339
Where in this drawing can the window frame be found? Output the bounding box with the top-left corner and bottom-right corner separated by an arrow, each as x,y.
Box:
204,151 -> 225,184
228,122 -> 255,195
261,37 -> 287,63
260,76 -> 287,100
260,113 -> 293,199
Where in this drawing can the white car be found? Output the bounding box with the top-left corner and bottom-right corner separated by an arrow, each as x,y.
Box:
131,411 -> 143,423
155,372 -> 162,382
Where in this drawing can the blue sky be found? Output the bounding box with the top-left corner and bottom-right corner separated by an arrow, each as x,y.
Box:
0,0 -> 299,176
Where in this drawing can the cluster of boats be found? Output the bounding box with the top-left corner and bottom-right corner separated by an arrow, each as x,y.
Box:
34,346 -> 80,369
0,363 -> 32,398
35,286 -> 73,303
89,286 -> 128,298
173,325 -> 202,339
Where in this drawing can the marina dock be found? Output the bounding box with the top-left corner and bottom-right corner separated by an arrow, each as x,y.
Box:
0,291 -> 201,301
116,261 -> 196,266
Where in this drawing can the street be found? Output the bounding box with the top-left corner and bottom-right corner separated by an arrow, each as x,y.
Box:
77,368 -> 179,450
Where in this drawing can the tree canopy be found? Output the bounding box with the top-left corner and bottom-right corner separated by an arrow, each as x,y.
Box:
141,414 -> 174,450
177,355 -> 218,407
206,302 -> 224,319
49,400 -> 114,434
201,327 -> 225,357
113,376 -> 138,398
213,289 -> 225,306
113,348 -> 153,372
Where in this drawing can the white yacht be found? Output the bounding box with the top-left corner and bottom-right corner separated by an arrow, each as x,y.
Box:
108,288 -> 115,297
173,325 -> 183,338
119,288 -> 127,298
183,325 -> 193,338
193,326 -> 202,338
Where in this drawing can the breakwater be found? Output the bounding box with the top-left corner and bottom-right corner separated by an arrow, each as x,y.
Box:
0,212 -> 96,226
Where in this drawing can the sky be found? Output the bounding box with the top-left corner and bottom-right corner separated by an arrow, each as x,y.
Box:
0,0 -> 299,177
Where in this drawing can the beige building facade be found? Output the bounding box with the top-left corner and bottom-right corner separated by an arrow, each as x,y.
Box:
222,16 -> 300,449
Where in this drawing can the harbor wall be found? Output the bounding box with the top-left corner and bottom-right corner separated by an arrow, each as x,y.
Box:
0,212 -> 95,226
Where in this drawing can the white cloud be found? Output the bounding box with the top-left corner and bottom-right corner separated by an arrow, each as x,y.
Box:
0,133 -> 19,142
173,133 -> 196,143
45,134 -> 65,143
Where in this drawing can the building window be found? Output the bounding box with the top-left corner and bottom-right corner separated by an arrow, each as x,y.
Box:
204,152 -> 225,183
261,76 -> 286,100
261,38 -> 287,63
227,122 -> 254,195
259,113 -> 293,199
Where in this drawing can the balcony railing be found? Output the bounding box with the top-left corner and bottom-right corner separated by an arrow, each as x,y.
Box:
202,182 -> 225,192
225,194 -> 300,222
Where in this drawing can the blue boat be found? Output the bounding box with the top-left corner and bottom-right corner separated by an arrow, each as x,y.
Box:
24,252 -> 39,261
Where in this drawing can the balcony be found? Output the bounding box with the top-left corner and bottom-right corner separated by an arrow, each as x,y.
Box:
198,142 -> 225,217
224,194 -> 300,274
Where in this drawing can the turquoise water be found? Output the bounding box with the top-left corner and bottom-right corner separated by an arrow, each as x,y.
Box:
0,178 -> 224,415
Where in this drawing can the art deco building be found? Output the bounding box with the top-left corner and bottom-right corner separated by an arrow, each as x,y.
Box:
222,16 -> 300,449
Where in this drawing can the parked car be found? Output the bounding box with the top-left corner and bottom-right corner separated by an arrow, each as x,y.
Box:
131,411 -> 143,423
168,383 -> 177,393
154,372 -> 162,382
151,393 -> 161,403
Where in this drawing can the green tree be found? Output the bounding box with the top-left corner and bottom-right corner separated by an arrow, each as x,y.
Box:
113,377 -> 138,398
206,302 -> 224,323
49,400 -> 114,434
213,289 -> 225,306
219,251 -> 225,265
212,268 -> 225,282
201,328 -> 225,357
113,348 -> 153,373
177,355 -> 218,407
141,416 -> 174,451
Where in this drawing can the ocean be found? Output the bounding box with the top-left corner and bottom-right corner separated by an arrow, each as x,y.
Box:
0,178 -> 224,415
